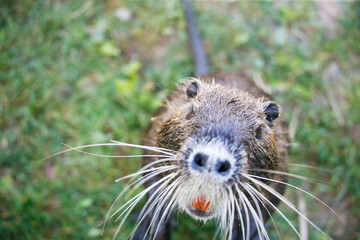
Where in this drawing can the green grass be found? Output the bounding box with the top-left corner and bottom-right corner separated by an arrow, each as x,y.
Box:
1,1 -> 359,239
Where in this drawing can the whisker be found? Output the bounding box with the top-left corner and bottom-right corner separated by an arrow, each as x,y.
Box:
152,184 -> 180,238
122,166 -> 179,201
244,183 -> 264,223
243,182 -> 282,240
127,176 -> 181,240
105,167 -> 178,227
110,140 -> 175,155
288,163 -> 332,173
112,172 -> 178,240
115,165 -> 179,182
248,173 -> 354,235
241,185 -> 268,240
41,142 -> 174,162
101,172 -> 153,234
112,170 -> 177,221
212,226 -> 221,240
234,184 -> 251,240
117,173 -> 177,223
243,182 -> 301,239
232,184 -> 246,240
244,174 -> 332,239
115,158 -> 180,183
131,177 -> 181,240
148,177 -> 184,237
225,186 -> 235,240
136,175 -> 180,226
237,184 -> 269,240
221,188 -> 230,240
248,168 -> 327,185
61,143 -> 169,159
103,165 -> 179,227
62,143 -> 169,158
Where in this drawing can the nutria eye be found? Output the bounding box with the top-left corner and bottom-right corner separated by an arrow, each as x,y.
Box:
255,126 -> 262,139
186,106 -> 195,120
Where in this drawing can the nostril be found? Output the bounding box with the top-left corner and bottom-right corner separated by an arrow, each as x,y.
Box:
193,153 -> 208,168
216,160 -> 230,174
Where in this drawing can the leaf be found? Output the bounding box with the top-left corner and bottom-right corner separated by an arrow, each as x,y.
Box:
122,61 -> 141,79
99,41 -> 120,57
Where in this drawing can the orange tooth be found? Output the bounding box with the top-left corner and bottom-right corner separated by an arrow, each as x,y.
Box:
192,195 -> 211,211
203,201 -> 210,211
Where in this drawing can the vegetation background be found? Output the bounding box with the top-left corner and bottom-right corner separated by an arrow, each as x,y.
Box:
1,0 -> 359,239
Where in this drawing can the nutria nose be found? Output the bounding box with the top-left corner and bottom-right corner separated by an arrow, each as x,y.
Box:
192,153 -> 232,176
215,160 -> 230,175
193,153 -> 208,169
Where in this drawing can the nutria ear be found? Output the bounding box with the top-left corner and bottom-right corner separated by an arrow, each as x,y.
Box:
263,101 -> 279,122
186,79 -> 202,98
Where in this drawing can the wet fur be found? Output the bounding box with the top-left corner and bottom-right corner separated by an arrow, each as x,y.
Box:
141,72 -> 288,239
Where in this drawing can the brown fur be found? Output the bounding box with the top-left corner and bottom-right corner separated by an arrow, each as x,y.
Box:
142,71 -> 288,235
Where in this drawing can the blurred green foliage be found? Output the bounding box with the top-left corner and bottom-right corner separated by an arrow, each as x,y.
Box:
1,0 -> 359,239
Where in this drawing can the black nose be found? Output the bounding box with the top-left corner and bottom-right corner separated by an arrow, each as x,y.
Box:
215,160 -> 230,175
192,152 -> 208,170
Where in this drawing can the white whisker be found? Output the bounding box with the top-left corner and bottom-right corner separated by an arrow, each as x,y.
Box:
110,140 -> 175,155
237,183 -> 269,240
212,226 -> 221,240
112,172 -> 178,240
241,183 -> 271,240
61,143 -> 169,159
248,173 -> 347,232
115,165 -> 178,182
122,166 -> 178,200
41,142 -> 174,161
131,177 -> 181,240
244,182 -> 301,239
102,165 -> 178,233
225,186 -> 235,240
102,170 -> 156,234
233,184 -> 246,240
107,167 -> 178,225
115,158 -> 180,183
151,179 -> 182,238
234,184 -> 251,240
248,168 -> 326,185
136,175 -> 180,226
245,174 -> 332,239
288,163 -> 332,173
242,183 -> 264,224
244,182 -> 281,240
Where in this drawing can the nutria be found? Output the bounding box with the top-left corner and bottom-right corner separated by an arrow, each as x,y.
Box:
138,72 -> 288,239
129,1 -> 288,239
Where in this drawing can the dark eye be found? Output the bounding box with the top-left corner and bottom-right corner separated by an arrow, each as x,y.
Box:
255,126 -> 262,139
186,106 -> 195,120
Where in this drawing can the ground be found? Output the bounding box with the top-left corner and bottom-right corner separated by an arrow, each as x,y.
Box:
1,1 -> 360,239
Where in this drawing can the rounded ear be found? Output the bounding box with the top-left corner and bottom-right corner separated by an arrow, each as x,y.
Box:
263,101 -> 279,123
186,79 -> 202,98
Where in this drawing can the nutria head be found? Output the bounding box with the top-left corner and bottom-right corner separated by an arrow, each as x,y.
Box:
156,78 -> 280,221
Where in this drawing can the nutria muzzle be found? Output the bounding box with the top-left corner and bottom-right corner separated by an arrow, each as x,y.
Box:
183,124 -> 248,181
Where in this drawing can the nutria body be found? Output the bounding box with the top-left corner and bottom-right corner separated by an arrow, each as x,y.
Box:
131,1 -> 288,239
140,71 -> 288,239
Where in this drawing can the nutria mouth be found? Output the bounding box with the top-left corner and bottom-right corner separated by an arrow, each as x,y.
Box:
189,208 -> 213,218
